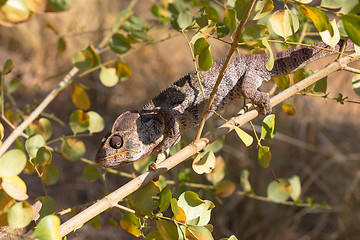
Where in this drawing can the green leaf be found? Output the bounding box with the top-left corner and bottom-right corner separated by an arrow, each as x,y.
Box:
123,15 -> 145,32
71,83 -> 90,110
35,147 -> 52,165
61,138 -> 86,162
48,0 -> 71,11
32,215 -> 61,240
288,175 -> 301,201
203,135 -> 225,153
261,114 -> 276,140
192,151 -> 216,174
267,178 -> 291,203
205,155 -> 225,185
293,68 -> 315,92
87,111 -> 105,134
99,67 -> 119,87
178,191 -> 215,226
195,8 -> 208,29
258,145 -> 271,168
300,5 -> 333,36
235,0 -> 250,20
69,109 -> 89,135
0,149 -> 27,177
177,11 -> 192,29
128,182 -> 160,214
352,74 -> 360,96
6,78 -> 21,94
37,196 -> 56,219
145,231 -> 163,240
186,225 -> 214,240
25,134 -> 45,159
159,186 -> 172,212
57,37 -> 66,52
3,59 -> 14,74
198,47 -> 213,71
214,180 -> 235,198
281,103 -> 296,115
120,212 -> 141,237
261,37 -> 274,71
321,0 -> 359,14
313,77 -> 328,94
72,45 -> 100,71
240,169 -> 252,192
7,201 -> 33,230
216,22 -> 230,38
82,165 -> 100,182
272,75 -> 290,90
42,164 -> 59,186
109,33 -> 131,54
205,5 -> 220,22
224,9 -> 237,35
234,126 -> 253,147
241,24 -> 270,47
341,13 -> 360,46
194,37 -> 210,56
157,219 -> 179,239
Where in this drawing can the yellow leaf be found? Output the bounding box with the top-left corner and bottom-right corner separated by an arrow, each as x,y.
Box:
71,83 -> 90,110
1,176 -> 28,201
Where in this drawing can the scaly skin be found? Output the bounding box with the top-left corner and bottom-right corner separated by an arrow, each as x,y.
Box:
95,40 -> 354,168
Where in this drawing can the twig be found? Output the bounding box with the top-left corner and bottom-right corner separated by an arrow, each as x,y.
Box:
58,52 -> 358,238
193,0 -> 257,140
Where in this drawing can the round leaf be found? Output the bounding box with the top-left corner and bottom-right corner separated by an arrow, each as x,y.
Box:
115,61 -> 132,81
341,13 -> 360,46
99,67 -> 119,87
32,215 -> 61,240
0,149 -> 27,177
72,45 -> 100,71
281,103 -> 296,115
273,75 -> 290,90
288,175 -> 301,201
35,147 -> 52,165
82,165 -> 100,182
241,24 -> 270,47
25,134 -> 45,159
177,10 -> 192,29
249,0 -> 274,20
69,109 -> 89,135
60,138 -> 86,162
7,202 -> 33,230
71,83 -> 90,110
171,198 -> 187,223
206,155 -> 226,185
0,0 -> 32,26
267,178 -> 291,203
258,145 -> 271,168
28,118 -> 53,141
42,164 -> 59,185
270,9 -> 299,39
87,111 -> 105,134
128,182 -> 160,214
3,59 -> 14,74
0,189 -> 16,226
120,212 -> 141,237
37,196 -> 56,219
109,33 -> 131,54
159,186 -> 172,212
192,151 -> 216,174
198,47 -> 213,71
1,176 -> 28,201
214,180 -> 235,198
156,219 -> 179,240
186,225 -> 214,240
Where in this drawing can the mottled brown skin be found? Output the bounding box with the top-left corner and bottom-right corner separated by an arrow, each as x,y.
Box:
95,40 -> 354,168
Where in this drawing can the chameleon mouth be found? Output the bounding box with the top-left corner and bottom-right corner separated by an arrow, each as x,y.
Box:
99,159 -> 132,168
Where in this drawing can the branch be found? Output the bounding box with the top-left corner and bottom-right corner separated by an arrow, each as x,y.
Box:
59,53 -> 358,238
193,0 -> 257,140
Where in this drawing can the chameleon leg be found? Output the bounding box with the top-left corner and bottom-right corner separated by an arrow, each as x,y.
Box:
240,73 -> 272,115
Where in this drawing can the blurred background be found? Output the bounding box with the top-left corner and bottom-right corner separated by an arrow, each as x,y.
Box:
0,0 -> 359,239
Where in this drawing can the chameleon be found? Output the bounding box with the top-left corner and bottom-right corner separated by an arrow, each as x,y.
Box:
95,39 -> 354,168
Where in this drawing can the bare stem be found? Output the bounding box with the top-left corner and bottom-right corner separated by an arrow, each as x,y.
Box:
193,0 -> 256,140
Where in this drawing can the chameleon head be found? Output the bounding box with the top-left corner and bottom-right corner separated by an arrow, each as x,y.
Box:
95,111 -> 157,168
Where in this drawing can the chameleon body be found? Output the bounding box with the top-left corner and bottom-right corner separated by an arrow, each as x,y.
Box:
95,40 -> 354,168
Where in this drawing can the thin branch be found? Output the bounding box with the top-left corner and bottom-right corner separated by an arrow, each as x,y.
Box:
193,0 -> 257,140
59,52 -> 358,239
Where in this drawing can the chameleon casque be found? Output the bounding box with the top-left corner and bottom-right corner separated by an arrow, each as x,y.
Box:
95,39 -> 354,168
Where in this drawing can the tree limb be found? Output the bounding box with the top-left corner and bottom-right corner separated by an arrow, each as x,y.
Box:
59,53 -> 358,237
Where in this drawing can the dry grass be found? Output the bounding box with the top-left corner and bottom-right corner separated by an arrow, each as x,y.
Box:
1,1 -> 359,239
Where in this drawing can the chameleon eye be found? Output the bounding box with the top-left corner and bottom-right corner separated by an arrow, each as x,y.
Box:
109,134 -> 123,149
